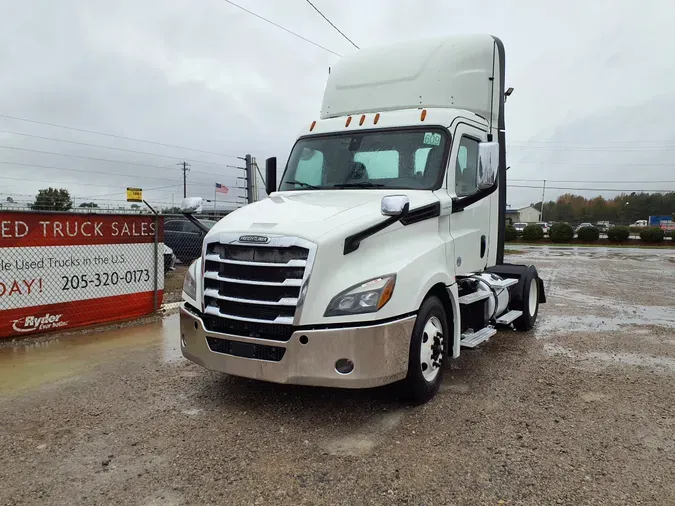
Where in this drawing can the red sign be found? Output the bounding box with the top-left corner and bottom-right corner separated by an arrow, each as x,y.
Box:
0,212 -> 165,339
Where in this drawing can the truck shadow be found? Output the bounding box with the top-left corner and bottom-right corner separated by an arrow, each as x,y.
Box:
192,327 -> 539,419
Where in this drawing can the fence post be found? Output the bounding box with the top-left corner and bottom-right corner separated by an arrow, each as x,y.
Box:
153,213 -> 159,311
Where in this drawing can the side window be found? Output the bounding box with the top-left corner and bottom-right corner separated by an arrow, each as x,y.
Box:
354,150 -> 399,179
181,221 -> 200,233
455,137 -> 479,197
294,148 -> 323,186
165,221 -> 181,231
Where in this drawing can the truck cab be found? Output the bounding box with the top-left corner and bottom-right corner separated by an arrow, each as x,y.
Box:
179,34 -> 546,403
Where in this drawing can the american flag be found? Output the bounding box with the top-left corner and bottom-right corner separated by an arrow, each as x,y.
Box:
215,183 -> 229,194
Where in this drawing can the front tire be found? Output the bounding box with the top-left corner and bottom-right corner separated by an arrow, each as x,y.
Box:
402,296 -> 449,404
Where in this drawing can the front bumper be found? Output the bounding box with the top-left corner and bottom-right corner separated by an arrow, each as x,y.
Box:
179,304 -> 415,388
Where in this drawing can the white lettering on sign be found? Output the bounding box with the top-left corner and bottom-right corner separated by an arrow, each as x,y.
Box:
111,222 -> 154,237
12,313 -> 68,333
0,221 -> 29,238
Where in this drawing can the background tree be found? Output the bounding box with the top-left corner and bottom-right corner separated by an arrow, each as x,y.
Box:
527,192 -> 674,225
79,202 -> 99,208
32,188 -> 73,211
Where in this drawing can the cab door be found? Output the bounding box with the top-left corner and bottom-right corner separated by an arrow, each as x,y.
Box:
447,123 -> 491,275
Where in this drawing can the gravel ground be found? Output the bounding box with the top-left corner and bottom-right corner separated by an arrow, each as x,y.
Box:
1,248 -> 674,506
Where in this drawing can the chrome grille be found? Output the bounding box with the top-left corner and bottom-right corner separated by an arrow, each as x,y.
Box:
202,235 -> 315,341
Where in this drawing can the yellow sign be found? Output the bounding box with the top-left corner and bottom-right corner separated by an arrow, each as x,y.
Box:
126,187 -> 143,202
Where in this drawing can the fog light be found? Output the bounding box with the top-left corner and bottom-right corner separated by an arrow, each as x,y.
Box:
335,358 -> 354,375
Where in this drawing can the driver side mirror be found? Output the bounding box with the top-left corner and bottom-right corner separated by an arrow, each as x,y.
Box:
477,142 -> 499,190
381,195 -> 410,217
265,157 -> 277,195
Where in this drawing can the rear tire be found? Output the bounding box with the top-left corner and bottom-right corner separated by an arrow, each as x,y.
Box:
401,296 -> 449,404
514,268 -> 540,331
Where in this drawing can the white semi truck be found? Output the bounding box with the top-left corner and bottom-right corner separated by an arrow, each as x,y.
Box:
179,34 -> 546,403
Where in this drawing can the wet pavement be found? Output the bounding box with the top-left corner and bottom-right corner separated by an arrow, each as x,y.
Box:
1,247 -> 674,505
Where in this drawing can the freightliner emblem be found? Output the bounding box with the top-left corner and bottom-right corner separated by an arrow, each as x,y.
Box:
238,235 -> 269,244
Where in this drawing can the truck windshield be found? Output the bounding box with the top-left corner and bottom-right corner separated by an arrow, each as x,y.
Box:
279,128 -> 449,191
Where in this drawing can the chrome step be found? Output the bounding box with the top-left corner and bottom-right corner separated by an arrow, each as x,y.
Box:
495,309 -> 522,325
460,326 -> 497,348
458,291 -> 492,305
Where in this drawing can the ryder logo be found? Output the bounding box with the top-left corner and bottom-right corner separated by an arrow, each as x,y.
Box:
12,313 -> 68,333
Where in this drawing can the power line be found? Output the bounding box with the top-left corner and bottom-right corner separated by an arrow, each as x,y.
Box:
511,160 -> 675,167
508,139 -> 675,146
0,173 -> 247,192
0,129 -> 242,168
0,145 -> 243,176
0,161 -> 244,186
222,0 -> 342,57
304,0 -> 358,49
510,178 -> 675,184
509,184 -> 675,193
0,113 -> 242,159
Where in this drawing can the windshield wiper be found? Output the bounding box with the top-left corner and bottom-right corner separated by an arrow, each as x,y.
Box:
332,182 -> 386,188
284,180 -> 321,189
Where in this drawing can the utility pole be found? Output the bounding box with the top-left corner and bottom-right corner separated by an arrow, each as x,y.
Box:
251,157 -> 259,203
178,161 -> 191,198
540,179 -> 547,221
245,154 -> 254,204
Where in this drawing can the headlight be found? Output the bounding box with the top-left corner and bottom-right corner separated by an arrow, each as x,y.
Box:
182,261 -> 197,301
324,274 -> 396,316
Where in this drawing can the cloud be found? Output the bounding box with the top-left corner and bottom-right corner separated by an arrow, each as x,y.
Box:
1,0 -> 673,209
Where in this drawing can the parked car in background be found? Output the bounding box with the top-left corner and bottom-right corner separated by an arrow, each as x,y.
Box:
164,218 -> 217,264
514,222 -> 527,236
631,220 -> 648,228
595,222 -> 611,233
164,245 -> 176,273
575,222 -> 593,233
536,222 -> 549,235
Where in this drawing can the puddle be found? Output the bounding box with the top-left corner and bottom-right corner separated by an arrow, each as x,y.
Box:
545,343 -> 675,374
0,314 -> 180,396
535,289 -> 675,337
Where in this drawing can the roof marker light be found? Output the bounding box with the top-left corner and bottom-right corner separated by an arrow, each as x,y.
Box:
420,109 -> 427,121
310,120 -> 316,131
359,115 -> 366,126
345,116 -> 352,127
374,113 -> 380,125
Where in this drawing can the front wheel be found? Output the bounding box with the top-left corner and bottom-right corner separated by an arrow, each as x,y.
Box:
401,296 -> 449,404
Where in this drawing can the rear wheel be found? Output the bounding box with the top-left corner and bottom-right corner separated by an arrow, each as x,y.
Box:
402,296 -> 449,404
514,268 -> 540,331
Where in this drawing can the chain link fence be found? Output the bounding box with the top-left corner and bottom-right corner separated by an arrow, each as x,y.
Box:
0,208 -> 168,339
0,206 -> 228,339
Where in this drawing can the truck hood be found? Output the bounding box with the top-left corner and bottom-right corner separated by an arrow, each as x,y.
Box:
208,190 -> 438,242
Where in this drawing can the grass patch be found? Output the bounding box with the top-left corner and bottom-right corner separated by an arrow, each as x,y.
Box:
505,249 -> 527,255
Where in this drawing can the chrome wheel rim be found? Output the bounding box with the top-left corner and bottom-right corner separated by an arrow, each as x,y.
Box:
420,316 -> 443,382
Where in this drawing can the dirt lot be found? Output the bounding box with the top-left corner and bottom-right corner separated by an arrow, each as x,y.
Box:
1,247 -> 674,505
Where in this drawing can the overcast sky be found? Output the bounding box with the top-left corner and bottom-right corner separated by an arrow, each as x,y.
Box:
1,0 -> 673,210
